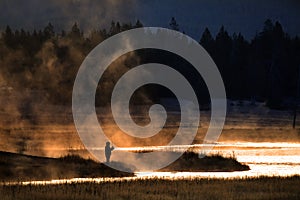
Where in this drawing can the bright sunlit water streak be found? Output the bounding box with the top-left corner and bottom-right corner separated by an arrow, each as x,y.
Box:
132,142 -> 300,179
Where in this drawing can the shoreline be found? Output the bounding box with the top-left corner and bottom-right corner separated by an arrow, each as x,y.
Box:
0,150 -> 251,182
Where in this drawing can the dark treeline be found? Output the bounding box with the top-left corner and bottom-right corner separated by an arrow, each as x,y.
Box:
0,18 -> 300,109
199,19 -> 300,109
0,20 -> 143,105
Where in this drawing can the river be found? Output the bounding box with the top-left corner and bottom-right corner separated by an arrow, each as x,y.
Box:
7,142 -> 299,186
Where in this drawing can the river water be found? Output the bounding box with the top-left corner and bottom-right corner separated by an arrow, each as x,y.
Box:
134,142 -> 300,179
8,142 -> 299,186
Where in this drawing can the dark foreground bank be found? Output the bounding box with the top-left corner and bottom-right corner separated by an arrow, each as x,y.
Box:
1,176 -> 300,200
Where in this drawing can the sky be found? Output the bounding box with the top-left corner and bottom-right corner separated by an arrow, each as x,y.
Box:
0,0 -> 300,40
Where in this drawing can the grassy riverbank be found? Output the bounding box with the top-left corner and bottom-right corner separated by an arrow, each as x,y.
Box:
1,176 -> 300,200
0,150 -> 249,182
0,151 -> 133,182
159,151 -> 249,172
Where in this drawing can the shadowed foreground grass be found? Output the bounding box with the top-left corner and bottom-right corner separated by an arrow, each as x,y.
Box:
1,176 -> 300,200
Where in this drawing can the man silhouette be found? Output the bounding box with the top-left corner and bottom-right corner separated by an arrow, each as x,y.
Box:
105,141 -> 114,163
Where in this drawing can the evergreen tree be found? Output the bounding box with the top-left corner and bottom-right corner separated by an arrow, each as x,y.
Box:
230,33 -> 249,98
121,22 -> 132,31
134,19 -> 143,28
43,22 -> 55,39
169,17 -> 179,31
69,22 -> 81,39
3,25 -> 15,48
215,25 -> 232,91
199,27 -> 215,55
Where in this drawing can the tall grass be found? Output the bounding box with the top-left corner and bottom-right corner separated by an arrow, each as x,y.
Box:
1,176 -> 299,200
